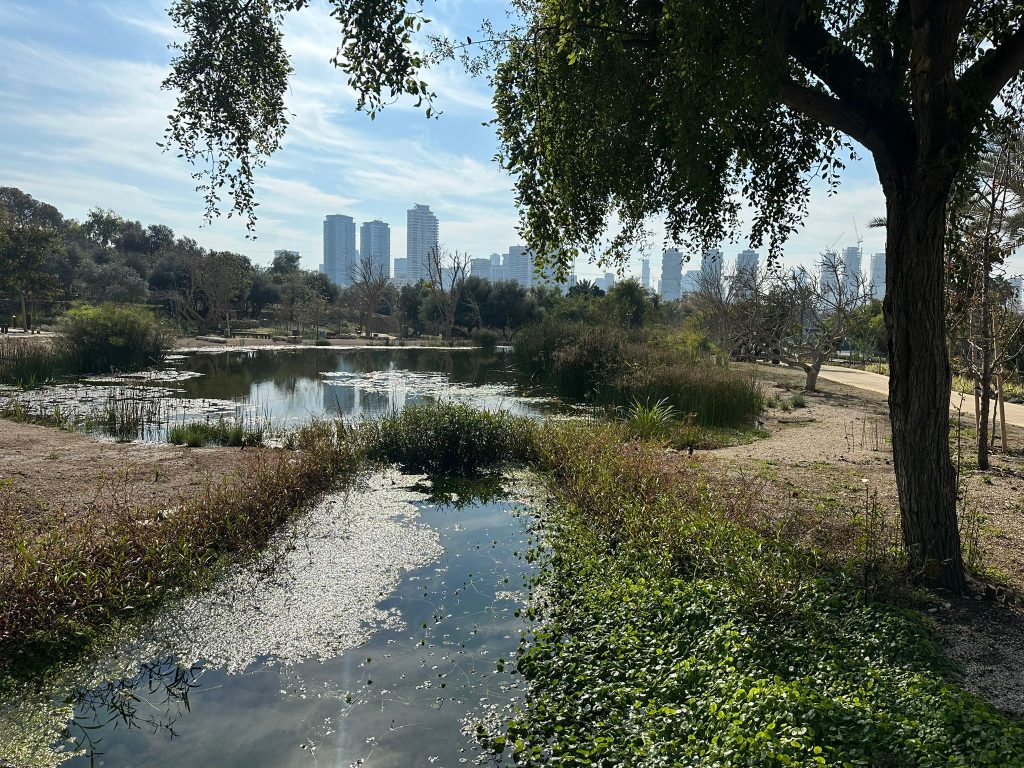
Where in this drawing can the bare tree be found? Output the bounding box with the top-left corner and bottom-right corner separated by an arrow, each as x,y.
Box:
349,255 -> 390,336
694,252 -> 871,391
425,246 -> 469,340
775,257 -> 872,392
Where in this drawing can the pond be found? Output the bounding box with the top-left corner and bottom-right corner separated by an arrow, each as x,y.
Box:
1,347 -> 571,442
2,472 -> 540,767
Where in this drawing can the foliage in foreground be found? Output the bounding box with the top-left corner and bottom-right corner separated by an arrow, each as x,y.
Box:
489,424 -> 1024,767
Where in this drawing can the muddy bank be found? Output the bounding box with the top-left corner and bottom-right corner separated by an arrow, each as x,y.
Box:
0,419 -> 245,527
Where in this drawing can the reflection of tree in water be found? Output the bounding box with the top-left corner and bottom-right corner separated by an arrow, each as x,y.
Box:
67,657 -> 204,759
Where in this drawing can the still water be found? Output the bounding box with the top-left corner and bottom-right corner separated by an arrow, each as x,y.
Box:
173,346 -> 563,427
1,349 -> 559,766
5,473 -> 539,767
1,347 -> 568,441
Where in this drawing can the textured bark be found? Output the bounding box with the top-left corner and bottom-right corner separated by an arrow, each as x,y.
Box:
882,174 -> 967,592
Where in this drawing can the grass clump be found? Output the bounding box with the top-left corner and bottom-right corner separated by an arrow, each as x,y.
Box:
0,339 -> 61,388
168,418 -> 263,448
485,423 -> 1024,767
362,401 -> 538,475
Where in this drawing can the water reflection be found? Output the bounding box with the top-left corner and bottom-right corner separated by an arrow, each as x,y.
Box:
68,657 -> 204,758
44,476 -> 536,768
172,347 -> 564,430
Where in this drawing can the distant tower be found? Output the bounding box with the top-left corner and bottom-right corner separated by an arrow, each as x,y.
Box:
504,246 -> 532,288
359,220 -> 391,278
736,249 -> 759,277
841,245 -> 863,294
406,204 -> 439,283
869,252 -> 886,299
701,248 -> 723,283
322,215 -> 357,286
660,249 -> 683,301
820,249 -> 843,298
470,257 -> 493,281
641,257 -> 651,289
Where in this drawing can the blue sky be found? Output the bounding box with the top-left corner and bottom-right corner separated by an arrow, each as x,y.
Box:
0,0 -> 954,283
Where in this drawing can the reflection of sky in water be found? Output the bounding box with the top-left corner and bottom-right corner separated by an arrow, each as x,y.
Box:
2,473 -> 537,768
172,348 -> 563,429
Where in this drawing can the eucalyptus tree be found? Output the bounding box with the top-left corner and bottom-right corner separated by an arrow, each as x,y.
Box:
162,0 -> 1024,590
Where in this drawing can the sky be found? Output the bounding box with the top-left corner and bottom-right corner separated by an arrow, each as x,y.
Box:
3,1 -> 1010,285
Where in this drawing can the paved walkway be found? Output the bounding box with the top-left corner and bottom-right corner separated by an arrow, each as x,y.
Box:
816,365 -> 1024,428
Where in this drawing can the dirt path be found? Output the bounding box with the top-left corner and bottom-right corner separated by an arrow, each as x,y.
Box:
817,364 -> 1024,428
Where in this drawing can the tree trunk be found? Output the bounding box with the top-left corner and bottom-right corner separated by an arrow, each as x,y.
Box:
977,244 -> 993,470
19,293 -> 28,332
804,365 -> 818,392
882,178 -> 966,592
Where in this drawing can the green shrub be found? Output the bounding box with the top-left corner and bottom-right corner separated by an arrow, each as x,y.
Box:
168,418 -> 263,448
791,392 -> 807,408
362,402 -> 538,474
53,304 -> 171,375
513,319 -> 762,426
471,327 -> 501,351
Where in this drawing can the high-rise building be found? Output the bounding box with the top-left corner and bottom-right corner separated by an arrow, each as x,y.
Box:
641,258 -> 651,289
820,250 -> 843,298
736,249 -> 759,277
470,257 -> 493,281
595,272 -> 615,292
869,252 -> 886,299
504,245 -> 532,288
406,204 -> 439,283
701,248 -> 723,284
660,249 -> 683,301
393,258 -> 409,285
322,215 -> 357,286
681,270 -> 701,295
841,245 -> 863,295
359,220 -> 391,278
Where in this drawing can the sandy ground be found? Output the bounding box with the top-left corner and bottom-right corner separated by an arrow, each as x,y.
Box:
0,420 -> 245,524
707,365 -> 1024,714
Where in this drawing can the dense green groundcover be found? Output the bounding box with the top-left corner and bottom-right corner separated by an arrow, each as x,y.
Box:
488,424 -> 1024,767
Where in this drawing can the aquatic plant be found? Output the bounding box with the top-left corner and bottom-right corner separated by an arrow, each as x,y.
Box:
0,338 -> 63,387
168,417 -> 264,448
362,401 -> 538,475
53,303 -> 171,376
623,397 -> 676,440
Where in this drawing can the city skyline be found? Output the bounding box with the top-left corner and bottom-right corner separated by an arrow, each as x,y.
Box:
4,0 -> 965,287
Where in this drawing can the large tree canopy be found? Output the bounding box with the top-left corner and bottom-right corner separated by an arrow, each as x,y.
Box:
163,0 -> 1024,590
